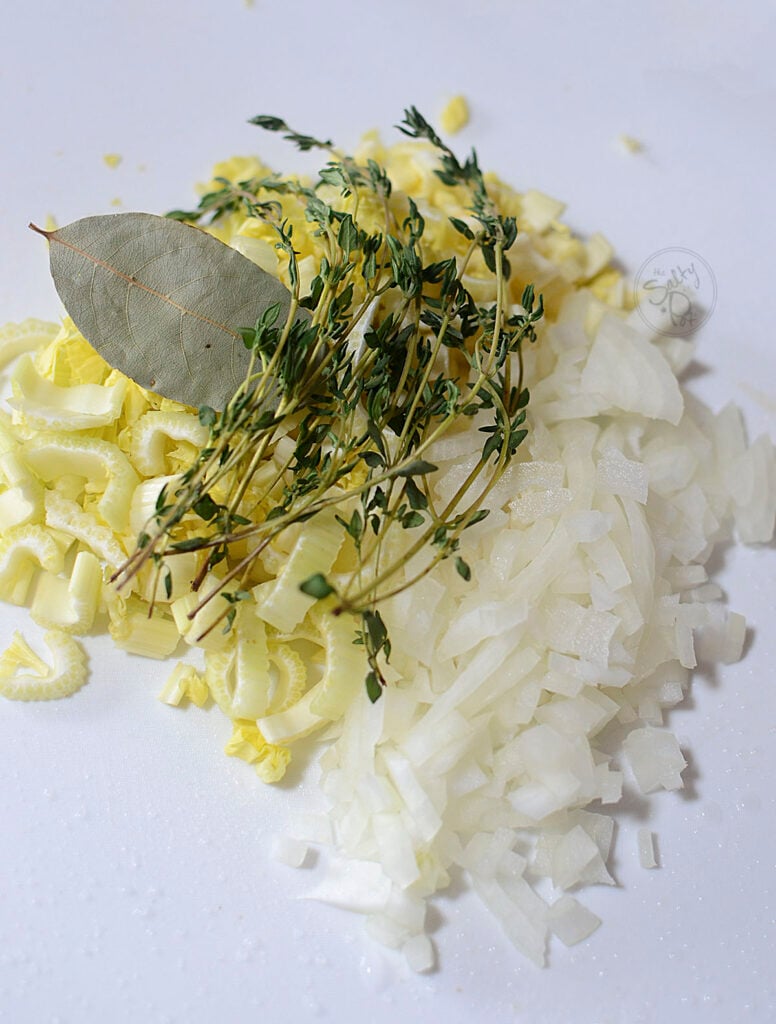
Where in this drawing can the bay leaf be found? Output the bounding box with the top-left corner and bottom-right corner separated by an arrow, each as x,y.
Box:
31,212 -> 309,410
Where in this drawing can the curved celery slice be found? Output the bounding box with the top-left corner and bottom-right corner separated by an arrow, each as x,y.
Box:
9,353 -> 127,431
255,603 -> 366,743
204,608 -> 271,719
0,319 -> 59,371
266,639 -> 307,713
308,604 -> 367,719
128,411 -> 208,476
43,489 -> 129,572
30,551 -> 102,634
25,432 -> 138,532
0,451 -> 45,531
0,482 -> 44,531
0,630 -> 87,701
254,509 -> 344,633
256,684 -> 329,745
0,524 -> 68,605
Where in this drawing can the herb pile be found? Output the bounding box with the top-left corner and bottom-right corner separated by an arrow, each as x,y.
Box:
42,109 -> 543,701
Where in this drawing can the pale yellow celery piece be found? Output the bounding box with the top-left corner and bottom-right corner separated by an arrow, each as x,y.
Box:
128,411 -> 208,476
256,606 -> 366,743
138,551 -> 199,605
584,233 -> 614,279
0,484 -> 44,531
232,609 -> 272,718
129,475 -> 180,537
171,572 -> 232,651
9,353 -> 127,431
24,433 -> 139,532
158,662 -> 208,706
109,596 -> 180,658
30,551 -> 102,634
0,631 -> 49,675
0,452 -> 45,530
42,489 -> 129,576
202,608 -> 274,720
0,410 -> 17,454
224,720 -> 291,783
187,673 -> 209,706
519,190 -> 567,233
266,639 -> 307,713
253,509 -> 344,633
308,601 -> 367,718
204,647 -> 234,715
0,319 -> 59,371
0,525 -> 69,605
35,320 -> 109,386
0,630 -> 87,702
439,95 -> 470,135
256,684 -> 330,745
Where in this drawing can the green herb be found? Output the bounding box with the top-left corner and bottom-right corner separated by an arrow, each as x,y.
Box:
60,110 -> 543,703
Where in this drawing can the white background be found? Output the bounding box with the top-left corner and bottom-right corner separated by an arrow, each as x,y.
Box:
1,2 -> 775,1022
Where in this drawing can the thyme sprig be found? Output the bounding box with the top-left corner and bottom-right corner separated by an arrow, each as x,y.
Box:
114,110 -> 544,701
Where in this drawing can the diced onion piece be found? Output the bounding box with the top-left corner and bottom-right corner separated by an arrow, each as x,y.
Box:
0,630 -> 87,701
580,314 -> 684,424
596,448 -> 649,504
403,934 -> 435,973
721,611 -> 746,664
551,825 -> 600,889
271,834 -> 309,867
548,895 -> 601,946
303,857 -> 392,914
638,828 -> 657,868
624,728 -> 687,793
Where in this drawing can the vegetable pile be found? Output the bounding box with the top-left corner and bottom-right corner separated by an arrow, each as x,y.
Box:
1,112 -> 774,971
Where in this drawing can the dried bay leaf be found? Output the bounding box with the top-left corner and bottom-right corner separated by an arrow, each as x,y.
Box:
31,212 -> 308,410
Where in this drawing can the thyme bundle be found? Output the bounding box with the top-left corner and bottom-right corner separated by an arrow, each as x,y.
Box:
44,109 -> 544,701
